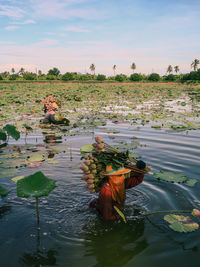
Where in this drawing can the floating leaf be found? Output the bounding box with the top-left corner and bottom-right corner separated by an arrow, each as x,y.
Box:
46,159 -> 59,164
114,205 -> 127,223
0,168 -> 19,179
185,179 -> 198,187
3,124 -> 20,140
80,144 -> 94,153
26,154 -> 45,163
17,171 -> 56,198
0,130 -> 7,141
11,175 -> 24,183
164,214 -> 199,233
153,171 -> 188,183
0,185 -> 10,197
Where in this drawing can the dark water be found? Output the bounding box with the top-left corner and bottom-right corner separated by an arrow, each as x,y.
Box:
0,122 -> 200,267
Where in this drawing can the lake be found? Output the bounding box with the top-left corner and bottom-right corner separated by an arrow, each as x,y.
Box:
0,122 -> 200,267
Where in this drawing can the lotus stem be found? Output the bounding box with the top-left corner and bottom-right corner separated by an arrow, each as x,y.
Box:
36,197 -> 40,224
70,141 -> 72,161
144,210 -> 191,217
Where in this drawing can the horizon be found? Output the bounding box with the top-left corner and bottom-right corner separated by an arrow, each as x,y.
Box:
0,0 -> 200,75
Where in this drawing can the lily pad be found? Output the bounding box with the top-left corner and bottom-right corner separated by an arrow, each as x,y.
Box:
17,171 -> 56,198
80,144 -> 94,153
11,175 -> 24,183
0,185 -> 10,197
185,179 -> 198,187
0,168 -> 19,179
164,214 -> 199,233
153,171 -> 188,183
0,130 -> 7,141
46,159 -> 59,164
3,124 -> 20,140
113,140 -> 139,150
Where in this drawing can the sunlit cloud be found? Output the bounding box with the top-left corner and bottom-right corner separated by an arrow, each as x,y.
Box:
33,38 -> 59,47
11,19 -> 36,24
64,26 -> 90,33
0,4 -> 25,18
5,25 -> 19,30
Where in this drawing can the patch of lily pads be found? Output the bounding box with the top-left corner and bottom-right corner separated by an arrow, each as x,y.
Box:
153,171 -> 198,187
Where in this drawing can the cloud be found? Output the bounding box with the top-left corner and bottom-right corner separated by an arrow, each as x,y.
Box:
0,40 -> 15,45
0,4 -> 25,18
5,25 -> 19,30
64,26 -> 89,33
11,19 -> 36,24
33,38 -> 59,47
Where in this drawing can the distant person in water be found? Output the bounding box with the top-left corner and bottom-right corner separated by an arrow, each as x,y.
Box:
89,161 -> 146,221
43,95 -> 69,125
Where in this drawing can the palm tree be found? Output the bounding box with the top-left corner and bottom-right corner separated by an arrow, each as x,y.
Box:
167,65 -> 173,74
191,59 -> 200,71
130,62 -> 136,73
38,70 -> 42,76
113,65 -> 117,76
11,68 -> 15,74
174,66 -> 180,74
18,67 -> 25,76
89,64 -> 95,76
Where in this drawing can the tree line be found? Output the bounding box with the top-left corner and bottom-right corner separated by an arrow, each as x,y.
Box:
0,59 -> 199,83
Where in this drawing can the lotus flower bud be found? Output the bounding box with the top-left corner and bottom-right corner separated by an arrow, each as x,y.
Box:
87,184 -> 95,190
88,153 -> 93,159
91,169 -> 97,174
95,136 -> 103,143
92,143 -> 97,148
97,143 -> 104,149
90,189 -> 95,194
192,209 -> 200,217
87,174 -> 94,179
84,160 -> 91,166
85,171 -> 91,175
81,175 -> 88,180
90,164 -> 96,169
84,154 -> 89,160
93,157 -> 98,162
87,179 -> 94,184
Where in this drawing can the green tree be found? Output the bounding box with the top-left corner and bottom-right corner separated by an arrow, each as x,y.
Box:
62,72 -> 75,81
97,74 -> 106,81
38,70 -> 42,76
47,67 -> 60,76
18,67 -> 25,76
191,59 -> 200,71
167,65 -> 173,74
174,66 -> 180,73
130,73 -> 143,81
89,64 -> 96,75
148,73 -> 160,81
11,68 -> 15,74
115,74 -> 127,82
113,65 -> 117,76
130,62 -> 136,73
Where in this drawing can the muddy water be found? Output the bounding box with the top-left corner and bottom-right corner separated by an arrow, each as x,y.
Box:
0,122 -> 200,267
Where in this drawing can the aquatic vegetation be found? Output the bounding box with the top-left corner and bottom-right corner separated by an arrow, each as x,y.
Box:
153,171 -> 198,186
0,185 -> 10,198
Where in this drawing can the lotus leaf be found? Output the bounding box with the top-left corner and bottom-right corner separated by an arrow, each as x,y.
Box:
103,129 -> 120,134
0,130 -> 7,141
153,171 -> 188,183
0,185 -> 10,197
164,214 -> 199,233
113,140 -> 139,150
26,154 -> 45,163
3,124 -> 20,140
80,144 -> 94,153
11,175 -> 24,183
46,159 -> 59,164
185,179 -> 198,187
17,171 -> 56,198
0,168 -> 19,179
49,145 -> 68,153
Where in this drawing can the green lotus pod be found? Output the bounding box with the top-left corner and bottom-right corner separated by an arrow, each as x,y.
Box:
17,171 -> 56,198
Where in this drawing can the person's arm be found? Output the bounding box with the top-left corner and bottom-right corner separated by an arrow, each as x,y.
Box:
125,172 -> 144,189
98,184 -> 119,221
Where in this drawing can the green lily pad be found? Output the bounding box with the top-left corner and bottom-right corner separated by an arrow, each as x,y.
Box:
128,152 -> 141,159
103,129 -> 120,134
46,159 -> 59,164
164,214 -> 199,233
0,130 -> 7,141
0,185 -> 10,197
26,154 -> 45,163
113,140 -> 139,150
153,171 -> 188,183
0,168 -> 19,179
80,144 -> 94,153
17,171 -> 56,198
185,179 -> 198,187
11,175 -> 24,183
49,145 -> 68,153
3,124 -> 20,140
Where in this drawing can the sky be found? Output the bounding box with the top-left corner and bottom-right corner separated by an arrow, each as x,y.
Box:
0,0 -> 200,75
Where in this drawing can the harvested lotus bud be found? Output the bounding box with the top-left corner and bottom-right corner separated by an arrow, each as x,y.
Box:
90,164 -> 96,169
95,136 -> 103,143
192,209 -> 200,217
97,143 -> 104,149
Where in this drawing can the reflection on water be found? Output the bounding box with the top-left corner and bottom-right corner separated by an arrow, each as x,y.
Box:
0,123 -> 200,266
83,218 -> 148,267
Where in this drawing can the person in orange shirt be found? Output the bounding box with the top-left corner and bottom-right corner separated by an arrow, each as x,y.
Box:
43,95 -> 59,124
